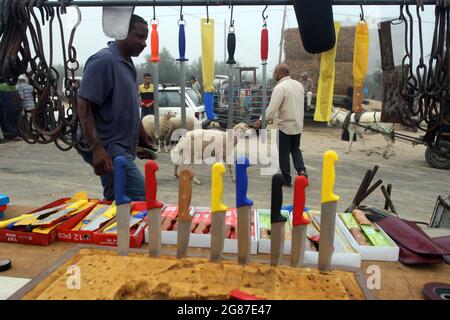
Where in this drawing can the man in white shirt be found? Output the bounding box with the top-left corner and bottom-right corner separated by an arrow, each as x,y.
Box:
255,64 -> 307,186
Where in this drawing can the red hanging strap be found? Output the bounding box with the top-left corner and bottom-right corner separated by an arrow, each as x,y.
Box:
260,27 -> 268,63
151,22 -> 160,62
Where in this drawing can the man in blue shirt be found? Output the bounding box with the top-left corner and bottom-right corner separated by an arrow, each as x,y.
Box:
77,14 -> 156,201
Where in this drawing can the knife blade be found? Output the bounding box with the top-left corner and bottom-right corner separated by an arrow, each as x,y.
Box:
31,199 -> 89,227
210,163 -> 228,262
8,203 -> 69,229
270,174 -> 286,266
290,175 -> 309,267
318,150 -> 340,272
114,156 -> 132,256
146,160 -> 164,257
236,156 -> 254,265
176,169 -> 193,259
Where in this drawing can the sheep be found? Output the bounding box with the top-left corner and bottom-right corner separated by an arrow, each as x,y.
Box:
141,111 -> 177,153
170,115 -> 202,133
170,123 -> 251,184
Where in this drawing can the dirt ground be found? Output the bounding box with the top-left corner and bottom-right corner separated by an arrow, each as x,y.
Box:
0,120 -> 448,223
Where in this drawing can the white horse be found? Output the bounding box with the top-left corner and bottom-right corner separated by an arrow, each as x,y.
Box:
328,107 -> 395,159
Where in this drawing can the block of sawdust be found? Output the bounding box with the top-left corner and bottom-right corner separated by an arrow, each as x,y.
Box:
22,249 -> 366,300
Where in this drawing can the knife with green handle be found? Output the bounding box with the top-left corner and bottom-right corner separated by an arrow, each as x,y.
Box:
176,169 -> 193,259
210,163 -> 228,262
318,150 -> 340,272
146,160 -> 164,257
114,156 -> 131,256
270,174 -> 286,266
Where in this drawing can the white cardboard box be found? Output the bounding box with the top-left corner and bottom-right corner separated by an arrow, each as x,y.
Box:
257,209 -> 361,269
144,207 -> 258,254
256,209 -> 292,255
336,213 -> 400,262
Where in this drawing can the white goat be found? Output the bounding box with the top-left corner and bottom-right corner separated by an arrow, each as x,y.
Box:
170,123 -> 251,184
328,107 -> 395,159
142,111 -> 177,152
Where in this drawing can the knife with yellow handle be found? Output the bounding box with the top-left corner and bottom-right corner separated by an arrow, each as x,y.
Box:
210,163 -> 228,262
318,150 -> 340,272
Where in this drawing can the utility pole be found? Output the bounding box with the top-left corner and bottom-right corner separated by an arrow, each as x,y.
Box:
224,19 -> 227,65
278,5 -> 287,64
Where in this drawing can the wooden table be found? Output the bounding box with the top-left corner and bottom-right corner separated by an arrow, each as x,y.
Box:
1,205 -> 449,300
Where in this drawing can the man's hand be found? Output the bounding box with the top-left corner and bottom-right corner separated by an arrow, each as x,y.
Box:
253,119 -> 262,129
92,146 -> 113,176
146,101 -> 154,108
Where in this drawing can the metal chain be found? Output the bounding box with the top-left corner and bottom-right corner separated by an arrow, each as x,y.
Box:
399,0 -> 450,157
0,0 -> 84,151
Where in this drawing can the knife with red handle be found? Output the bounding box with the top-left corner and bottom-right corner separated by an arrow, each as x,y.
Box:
146,160 -> 164,257
290,175 -> 309,267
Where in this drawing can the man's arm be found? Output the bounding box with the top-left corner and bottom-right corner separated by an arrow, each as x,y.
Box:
265,85 -> 284,122
77,96 -> 113,176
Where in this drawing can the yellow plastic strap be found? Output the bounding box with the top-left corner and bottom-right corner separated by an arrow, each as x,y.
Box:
211,163 -> 228,213
67,199 -> 89,210
314,22 -> 341,122
352,21 -> 369,112
321,150 -> 340,204
353,21 -> 369,86
68,191 -> 89,202
201,18 -> 215,93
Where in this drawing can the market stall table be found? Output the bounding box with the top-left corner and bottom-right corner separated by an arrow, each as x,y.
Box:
1,205 -> 449,300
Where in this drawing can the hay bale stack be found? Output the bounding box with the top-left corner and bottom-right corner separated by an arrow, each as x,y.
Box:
284,26 -> 356,96
288,58 -> 321,84
334,62 -> 354,95
336,26 -> 356,63
284,28 -> 320,61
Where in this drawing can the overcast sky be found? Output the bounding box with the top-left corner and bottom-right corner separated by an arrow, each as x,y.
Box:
49,4 -> 436,75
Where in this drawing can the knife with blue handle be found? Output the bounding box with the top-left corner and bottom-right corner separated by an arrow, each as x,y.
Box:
236,156 -> 253,265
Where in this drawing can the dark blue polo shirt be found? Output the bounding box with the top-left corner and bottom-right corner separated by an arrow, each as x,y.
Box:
78,41 -> 140,159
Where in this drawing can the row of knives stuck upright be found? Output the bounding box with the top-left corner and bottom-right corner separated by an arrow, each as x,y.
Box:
114,150 -> 340,272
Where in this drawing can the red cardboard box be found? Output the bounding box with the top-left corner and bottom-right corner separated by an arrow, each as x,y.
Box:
56,200 -> 111,244
91,201 -> 146,248
192,207 -> 211,234
0,198 -> 81,246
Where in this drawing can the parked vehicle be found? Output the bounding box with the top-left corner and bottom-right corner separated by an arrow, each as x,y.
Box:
149,86 -> 208,125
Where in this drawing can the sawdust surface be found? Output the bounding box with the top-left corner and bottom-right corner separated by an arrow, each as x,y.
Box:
24,249 -> 365,300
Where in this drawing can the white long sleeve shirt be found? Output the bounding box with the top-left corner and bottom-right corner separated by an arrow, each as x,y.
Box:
266,76 -> 305,135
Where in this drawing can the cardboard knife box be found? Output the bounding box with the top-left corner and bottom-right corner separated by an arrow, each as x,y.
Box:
336,212 -> 399,261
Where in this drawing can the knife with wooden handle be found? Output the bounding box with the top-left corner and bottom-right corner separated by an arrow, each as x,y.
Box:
146,160 -> 164,257
210,163 -> 228,262
290,175 -> 309,267
270,174 -> 286,266
176,169 -> 193,259
318,150 -> 340,271
114,156 -> 131,256
236,156 -> 253,265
